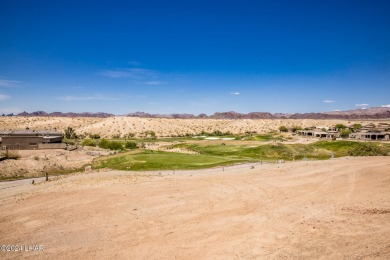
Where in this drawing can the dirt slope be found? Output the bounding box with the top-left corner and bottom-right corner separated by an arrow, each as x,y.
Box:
1,157 -> 389,259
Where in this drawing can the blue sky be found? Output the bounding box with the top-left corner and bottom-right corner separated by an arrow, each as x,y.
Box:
0,0 -> 389,115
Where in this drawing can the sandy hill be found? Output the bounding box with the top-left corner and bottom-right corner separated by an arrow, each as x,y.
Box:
1,116 -> 390,138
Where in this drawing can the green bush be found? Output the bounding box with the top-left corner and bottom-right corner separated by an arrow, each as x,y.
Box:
335,124 -> 347,130
340,129 -> 352,138
108,142 -> 123,150
98,139 -> 123,150
64,126 -> 77,139
111,134 -> 121,139
292,126 -> 302,132
127,132 -> 135,138
82,139 -> 96,147
279,126 -> 288,132
125,142 -> 138,149
90,133 -> 101,139
352,124 -> 362,131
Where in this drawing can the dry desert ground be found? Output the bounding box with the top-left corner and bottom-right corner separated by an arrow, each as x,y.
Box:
1,116 -> 389,138
0,148 -> 110,178
1,156 -> 389,259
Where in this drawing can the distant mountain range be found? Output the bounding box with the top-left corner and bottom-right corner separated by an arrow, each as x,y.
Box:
15,111 -> 114,118
126,107 -> 390,119
8,107 -> 390,119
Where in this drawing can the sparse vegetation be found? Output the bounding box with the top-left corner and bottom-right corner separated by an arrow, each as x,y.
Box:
347,143 -> 387,156
198,130 -> 233,136
279,126 -> 288,132
126,132 -> 136,138
125,141 -> 138,149
64,126 -> 77,139
292,126 -> 302,132
89,133 -> 101,139
111,134 -> 121,139
0,150 -> 21,160
143,130 -> 157,139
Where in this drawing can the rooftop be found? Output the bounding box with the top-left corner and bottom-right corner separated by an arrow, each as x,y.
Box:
0,130 -> 62,136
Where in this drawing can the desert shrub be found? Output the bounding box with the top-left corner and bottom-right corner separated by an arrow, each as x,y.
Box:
198,130 -> 233,136
89,133 -> 101,139
64,126 -> 77,139
347,143 -> 387,156
143,130 -> 156,139
291,126 -> 302,132
125,142 -> 137,149
108,141 -> 123,150
98,139 -> 123,150
1,150 -> 20,160
82,139 -> 96,147
279,126 -> 288,132
98,139 -> 110,149
127,132 -> 135,138
213,130 -> 223,136
111,134 -> 121,139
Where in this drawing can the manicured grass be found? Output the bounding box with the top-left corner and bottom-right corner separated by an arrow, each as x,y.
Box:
93,150 -> 252,171
250,134 -> 286,142
91,140 -> 390,171
175,143 -> 331,160
175,141 -> 390,160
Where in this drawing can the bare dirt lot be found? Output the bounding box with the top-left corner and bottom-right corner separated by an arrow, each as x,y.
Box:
1,157 -> 389,259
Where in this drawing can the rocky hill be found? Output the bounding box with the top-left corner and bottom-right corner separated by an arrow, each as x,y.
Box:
125,107 -> 390,119
10,107 -> 390,119
16,111 -> 114,118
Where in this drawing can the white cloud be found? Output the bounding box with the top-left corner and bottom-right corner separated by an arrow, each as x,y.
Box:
333,109 -> 341,111
230,92 -> 240,95
0,94 -> 11,101
0,79 -> 21,87
323,100 -> 335,103
381,104 -> 390,108
57,94 -> 118,101
355,103 -> 369,107
100,68 -> 156,79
